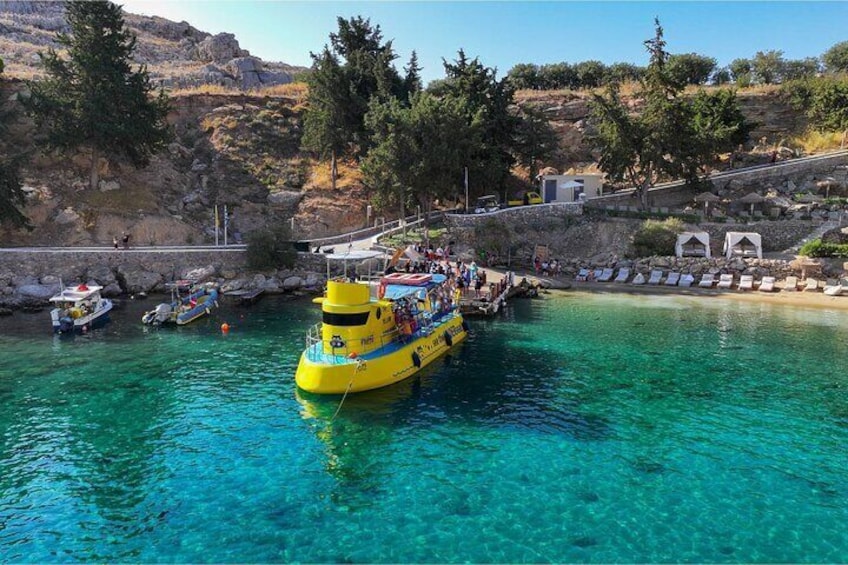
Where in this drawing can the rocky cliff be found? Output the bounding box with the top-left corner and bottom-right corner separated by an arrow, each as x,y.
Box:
0,0 -> 305,89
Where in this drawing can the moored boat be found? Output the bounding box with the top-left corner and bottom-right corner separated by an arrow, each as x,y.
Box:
49,283 -> 113,333
295,268 -> 468,395
141,283 -> 219,326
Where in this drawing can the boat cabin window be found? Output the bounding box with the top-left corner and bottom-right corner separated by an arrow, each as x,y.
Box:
323,311 -> 370,326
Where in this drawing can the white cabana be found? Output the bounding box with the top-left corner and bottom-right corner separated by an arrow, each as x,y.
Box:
675,232 -> 711,259
723,231 -> 762,259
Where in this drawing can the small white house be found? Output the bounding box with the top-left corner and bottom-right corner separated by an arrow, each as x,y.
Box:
538,174 -> 603,203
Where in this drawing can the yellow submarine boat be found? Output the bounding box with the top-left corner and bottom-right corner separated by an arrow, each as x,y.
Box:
295,270 -> 468,394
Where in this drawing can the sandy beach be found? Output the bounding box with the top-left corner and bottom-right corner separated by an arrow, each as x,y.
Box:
482,267 -> 848,312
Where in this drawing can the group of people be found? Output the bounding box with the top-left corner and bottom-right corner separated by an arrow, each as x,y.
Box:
533,256 -> 562,277
112,233 -> 131,250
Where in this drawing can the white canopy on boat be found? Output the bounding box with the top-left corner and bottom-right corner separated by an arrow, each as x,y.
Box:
49,284 -> 103,302
322,250 -> 385,261
675,232 -> 711,259
723,231 -> 762,259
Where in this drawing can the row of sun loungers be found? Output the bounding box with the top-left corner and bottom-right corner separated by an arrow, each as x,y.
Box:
575,268 -> 845,293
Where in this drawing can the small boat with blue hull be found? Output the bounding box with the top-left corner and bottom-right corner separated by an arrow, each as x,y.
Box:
141,284 -> 219,326
49,283 -> 113,333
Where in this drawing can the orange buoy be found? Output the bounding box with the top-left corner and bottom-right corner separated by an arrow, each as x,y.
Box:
348,352 -> 358,359
221,322 -> 230,334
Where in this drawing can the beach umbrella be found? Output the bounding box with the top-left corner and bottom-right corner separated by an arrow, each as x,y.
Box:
694,191 -> 720,214
738,192 -> 765,215
817,177 -> 838,198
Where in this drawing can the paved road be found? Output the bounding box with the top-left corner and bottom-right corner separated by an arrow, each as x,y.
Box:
0,245 -> 247,253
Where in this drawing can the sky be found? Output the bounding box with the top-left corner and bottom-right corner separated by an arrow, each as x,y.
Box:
120,1 -> 848,84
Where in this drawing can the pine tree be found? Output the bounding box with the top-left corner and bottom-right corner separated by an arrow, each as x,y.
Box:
24,1 -> 171,191
0,56 -> 30,228
403,51 -> 422,98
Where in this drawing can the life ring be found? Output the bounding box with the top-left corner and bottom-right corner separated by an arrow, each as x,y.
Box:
378,280 -> 387,299
443,330 -> 453,347
411,351 -> 421,368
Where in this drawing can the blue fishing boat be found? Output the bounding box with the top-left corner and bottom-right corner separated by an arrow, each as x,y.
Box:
141,283 -> 219,326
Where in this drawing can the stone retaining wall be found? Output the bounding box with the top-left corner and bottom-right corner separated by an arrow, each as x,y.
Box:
0,249 -> 330,310
444,202 -> 583,228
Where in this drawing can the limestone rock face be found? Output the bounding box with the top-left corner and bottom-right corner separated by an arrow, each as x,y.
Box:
195,33 -> 248,64
182,265 -> 217,282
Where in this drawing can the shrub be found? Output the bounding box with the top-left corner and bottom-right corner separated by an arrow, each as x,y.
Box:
246,222 -> 297,270
799,238 -> 848,257
631,218 -> 684,257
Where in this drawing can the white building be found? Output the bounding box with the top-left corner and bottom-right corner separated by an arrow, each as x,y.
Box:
538,174 -> 604,203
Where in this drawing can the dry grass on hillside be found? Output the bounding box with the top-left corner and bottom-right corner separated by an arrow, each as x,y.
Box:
789,130 -> 845,154
304,158 -> 363,192
80,186 -> 160,215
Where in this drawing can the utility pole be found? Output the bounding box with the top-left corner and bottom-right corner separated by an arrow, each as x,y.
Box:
214,204 -> 219,246
464,166 -> 469,212
223,204 -> 228,246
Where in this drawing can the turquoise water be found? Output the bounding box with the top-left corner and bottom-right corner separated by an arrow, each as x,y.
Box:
1,292 -> 847,563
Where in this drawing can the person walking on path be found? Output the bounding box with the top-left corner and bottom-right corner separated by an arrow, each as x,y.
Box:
113,236 -> 119,250
122,233 -> 130,250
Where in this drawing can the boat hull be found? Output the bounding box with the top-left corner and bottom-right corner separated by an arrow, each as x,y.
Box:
296,314 -> 467,394
51,300 -> 113,333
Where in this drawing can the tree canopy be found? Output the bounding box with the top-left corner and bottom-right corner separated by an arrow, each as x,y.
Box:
0,56 -> 30,228
590,19 -> 750,208
24,0 -> 171,191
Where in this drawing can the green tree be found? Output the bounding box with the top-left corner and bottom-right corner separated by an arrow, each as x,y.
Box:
507,63 -> 541,90
666,53 -> 717,86
784,76 -> 848,147
711,67 -> 732,86
301,46 -> 351,190
751,50 -> 785,84
691,88 -> 752,159
822,41 -> 848,74
540,62 -> 577,89
24,1 -> 171,191
606,62 -> 644,85
590,19 -> 744,208
439,50 -> 518,194
781,58 -> 820,82
362,93 -> 472,220
245,222 -> 296,270
512,104 -> 559,182
0,60 -> 30,228
403,50 -> 423,97
729,58 -> 752,85
573,60 -> 607,89
302,16 -> 403,188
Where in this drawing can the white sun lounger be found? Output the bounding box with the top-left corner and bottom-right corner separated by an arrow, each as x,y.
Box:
758,276 -> 775,292
698,273 -> 716,288
738,274 -> 754,291
678,273 -> 695,287
804,278 -> 819,291
716,274 -> 734,289
782,276 -> 798,291
575,268 -> 589,281
614,268 -> 630,283
647,270 -> 663,285
664,272 -> 680,286
631,273 -> 646,285
823,278 -> 842,296
597,268 -> 614,282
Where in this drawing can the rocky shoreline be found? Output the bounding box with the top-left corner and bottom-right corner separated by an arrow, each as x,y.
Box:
0,249 -> 330,311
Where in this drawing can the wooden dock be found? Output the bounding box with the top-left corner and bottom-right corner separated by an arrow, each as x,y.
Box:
459,275 -> 539,317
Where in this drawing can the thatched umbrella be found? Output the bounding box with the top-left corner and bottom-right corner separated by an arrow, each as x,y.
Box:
738,192 -> 765,215
694,191 -> 720,215
817,177 -> 838,198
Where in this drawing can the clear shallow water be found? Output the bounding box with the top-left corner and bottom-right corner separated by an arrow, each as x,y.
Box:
0,292 -> 847,563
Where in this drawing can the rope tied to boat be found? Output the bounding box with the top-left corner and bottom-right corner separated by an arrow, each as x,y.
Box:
330,359 -> 363,422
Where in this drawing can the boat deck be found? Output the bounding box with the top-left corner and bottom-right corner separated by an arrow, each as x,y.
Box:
304,312 -> 459,365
